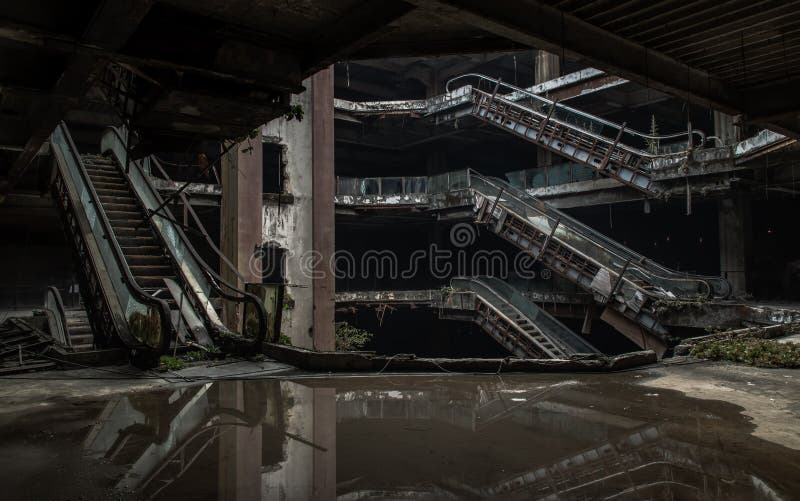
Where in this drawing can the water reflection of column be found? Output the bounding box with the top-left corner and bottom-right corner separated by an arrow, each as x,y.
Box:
312,387 -> 336,501
263,382 -> 336,500
218,381 -> 262,501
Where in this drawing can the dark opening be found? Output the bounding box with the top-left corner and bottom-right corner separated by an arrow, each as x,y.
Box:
260,245 -> 286,284
262,143 -> 284,194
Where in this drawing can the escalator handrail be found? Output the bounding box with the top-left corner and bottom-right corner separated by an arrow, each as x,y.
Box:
55,122 -> 173,353
148,156 -> 243,284
467,170 -> 726,298
44,286 -> 70,348
105,127 -> 268,344
446,73 -> 706,155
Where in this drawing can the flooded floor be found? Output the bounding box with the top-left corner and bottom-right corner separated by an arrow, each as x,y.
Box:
0,364 -> 799,500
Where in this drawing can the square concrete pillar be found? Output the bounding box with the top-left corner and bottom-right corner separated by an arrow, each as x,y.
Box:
718,197 -> 751,297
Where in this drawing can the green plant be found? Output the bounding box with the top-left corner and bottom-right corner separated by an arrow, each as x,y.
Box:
279,334 -> 292,346
285,104 -> 304,122
282,290 -> 295,311
159,356 -> 186,371
334,322 -> 373,351
183,350 -> 208,362
690,337 -> 800,368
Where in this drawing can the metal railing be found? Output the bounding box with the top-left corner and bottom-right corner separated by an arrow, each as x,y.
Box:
446,73 -> 705,157
336,176 -> 427,197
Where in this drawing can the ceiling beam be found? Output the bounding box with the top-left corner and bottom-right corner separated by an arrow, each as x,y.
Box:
1,0 -> 155,200
302,0 -> 417,76
409,0 -> 742,113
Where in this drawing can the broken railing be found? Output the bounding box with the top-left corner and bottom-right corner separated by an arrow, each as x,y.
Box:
446,74 -> 707,197
336,175 -> 427,197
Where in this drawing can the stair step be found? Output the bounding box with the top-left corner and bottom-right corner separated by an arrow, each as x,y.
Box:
117,236 -> 159,247
98,193 -> 136,202
103,202 -> 140,212
125,254 -> 169,266
92,180 -> 129,190
121,245 -> 163,255
95,187 -> 131,197
106,211 -> 144,222
112,226 -> 154,237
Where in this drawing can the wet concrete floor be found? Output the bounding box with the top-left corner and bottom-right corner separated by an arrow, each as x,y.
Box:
0,362 -> 799,500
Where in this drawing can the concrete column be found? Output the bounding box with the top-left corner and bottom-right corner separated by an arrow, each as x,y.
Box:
262,68 -> 334,351
312,67 -> 336,352
535,50 -> 560,84
713,110 -> 739,146
311,387 -> 336,500
220,144 -> 239,330
217,381 -> 262,501
220,133 -> 264,331
535,51 -> 560,171
718,197 -> 751,297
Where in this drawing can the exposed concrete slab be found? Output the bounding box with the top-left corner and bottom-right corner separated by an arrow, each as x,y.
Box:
264,342 -> 656,373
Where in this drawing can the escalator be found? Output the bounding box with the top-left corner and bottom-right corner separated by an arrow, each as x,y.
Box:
449,277 -> 599,359
447,74 -> 705,198
460,171 -> 730,340
50,123 -> 266,364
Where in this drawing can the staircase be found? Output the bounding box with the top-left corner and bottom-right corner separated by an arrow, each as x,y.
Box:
64,308 -> 93,351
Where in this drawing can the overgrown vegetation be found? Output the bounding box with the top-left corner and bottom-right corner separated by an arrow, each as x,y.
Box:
334,322 -> 373,351
653,295 -> 710,316
690,337 -> 800,368
159,356 -> 186,371
158,346 -> 223,371
285,104 -> 304,122
282,290 -> 295,311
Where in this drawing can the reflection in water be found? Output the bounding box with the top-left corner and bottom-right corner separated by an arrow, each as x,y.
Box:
27,376 -> 800,499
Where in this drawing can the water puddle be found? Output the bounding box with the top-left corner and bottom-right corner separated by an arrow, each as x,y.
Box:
0,373 -> 798,500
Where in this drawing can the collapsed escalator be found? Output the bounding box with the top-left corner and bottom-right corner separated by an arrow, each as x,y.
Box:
461,171 -> 730,342
449,277 -> 599,359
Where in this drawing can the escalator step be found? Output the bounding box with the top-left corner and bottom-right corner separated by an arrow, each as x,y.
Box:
98,194 -> 137,204
103,202 -> 140,212
95,187 -> 130,197
112,227 -> 153,237
91,180 -> 129,190
125,254 -> 168,265
106,210 -> 144,220
121,245 -> 163,255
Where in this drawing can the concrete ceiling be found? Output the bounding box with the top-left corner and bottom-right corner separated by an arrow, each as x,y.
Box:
2,0 -> 799,196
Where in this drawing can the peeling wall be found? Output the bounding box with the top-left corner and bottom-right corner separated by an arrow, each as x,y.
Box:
262,78 -> 315,349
